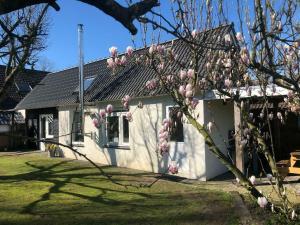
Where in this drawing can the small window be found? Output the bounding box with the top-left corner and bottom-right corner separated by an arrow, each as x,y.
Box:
122,116 -> 129,143
167,106 -> 184,142
106,112 -> 130,146
107,116 -> 119,143
15,81 -> 32,93
73,112 -> 84,142
73,76 -> 95,93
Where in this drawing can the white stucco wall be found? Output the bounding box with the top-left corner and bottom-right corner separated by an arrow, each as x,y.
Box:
59,97 -> 232,180
204,100 -> 234,180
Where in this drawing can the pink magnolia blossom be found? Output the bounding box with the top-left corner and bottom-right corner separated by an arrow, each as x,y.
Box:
185,90 -> 193,98
149,44 -> 157,54
180,70 -> 187,80
224,34 -> 231,44
178,85 -> 186,96
157,45 -> 165,55
249,175 -> 256,185
123,95 -> 131,102
146,79 -> 158,90
191,98 -> 199,109
107,58 -> 116,69
236,32 -> 244,42
168,163 -> 179,174
257,197 -> 268,208
126,46 -> 134,57
191,29 -> 198,38
93,118 -> 100,128
120,56 -> 127,65
187,69 -> 195,78
224,79 -> 232,88
99,109 -> 106,118
166,75 -> 174,84
126,112 -> 133,122
109,46 -> 118,57
106,104 -> 113,114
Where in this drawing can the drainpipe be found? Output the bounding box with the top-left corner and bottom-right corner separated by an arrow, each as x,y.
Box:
78,24 -> 84,140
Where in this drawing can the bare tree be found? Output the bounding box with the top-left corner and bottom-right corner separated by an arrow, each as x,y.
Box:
0,4 -> 49,104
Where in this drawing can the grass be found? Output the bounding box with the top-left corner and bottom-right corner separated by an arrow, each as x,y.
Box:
0,153 -> 241,225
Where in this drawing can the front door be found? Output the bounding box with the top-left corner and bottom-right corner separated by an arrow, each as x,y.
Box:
39,114 -> 54,150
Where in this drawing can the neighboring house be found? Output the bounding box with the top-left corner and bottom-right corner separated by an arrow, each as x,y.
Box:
0,66 -> 47,150
17,24 -> 299,180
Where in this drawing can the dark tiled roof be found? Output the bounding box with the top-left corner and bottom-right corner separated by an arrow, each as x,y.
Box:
16,24 -> 234,110
0,112 -> 25,125
0,66 -> 48,110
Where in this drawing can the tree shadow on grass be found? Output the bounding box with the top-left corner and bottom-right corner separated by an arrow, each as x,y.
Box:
0,159 -> 157,215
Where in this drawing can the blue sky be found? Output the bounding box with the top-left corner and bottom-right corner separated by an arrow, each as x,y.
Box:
39,0 -> 247,71
39,1 -> 174,71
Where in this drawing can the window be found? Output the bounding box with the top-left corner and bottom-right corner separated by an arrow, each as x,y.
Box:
40,114 -> 54,139
73,76 -> 95,93
73,112 -> 84,142
106,112 -> 129,146
15,81 -> 32,93
167,106 -> 184,142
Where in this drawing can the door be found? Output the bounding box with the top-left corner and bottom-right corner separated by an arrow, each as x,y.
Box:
39,114 -> 54,150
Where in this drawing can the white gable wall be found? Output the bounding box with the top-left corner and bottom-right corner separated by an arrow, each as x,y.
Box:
58,96 -> 231,180
204,100 -> 234,180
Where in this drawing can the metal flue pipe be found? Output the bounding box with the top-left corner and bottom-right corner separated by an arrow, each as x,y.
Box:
78,24 -> 84,140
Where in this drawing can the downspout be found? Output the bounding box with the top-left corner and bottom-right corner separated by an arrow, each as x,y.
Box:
78,24 -> 84,140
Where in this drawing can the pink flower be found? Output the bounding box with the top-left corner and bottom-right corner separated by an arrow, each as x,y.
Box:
178,85 -> 186,96
224,34 -> 231,44
126,46 -> 134,57
107,58 -> 116,69
185,90 -> 193,98
187,69 -> 195,78
236,32 -> 243,42
168,163 -> 178,174
191,98 -> 199,109
93,118 -> 100,128
257,197 -> 268,208
191,29 -> 198,38
99,109 -> 106,118
206,62 -> 212,70
224,79 -> 232,88
166,75 -> 174,84
186,83 -> 193,91
249,175 -> 256,185
157,45 -> 165,55
126,112 -> 133,122
120,56 -> 127,65
149,44 -> 156,54
180,70 -> 187,80
109,46 -> 118,57
122,95 -> 131,103
106,104 -> 113,114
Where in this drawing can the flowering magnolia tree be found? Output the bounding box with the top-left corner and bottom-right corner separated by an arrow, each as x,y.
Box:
91,0 -> 300,222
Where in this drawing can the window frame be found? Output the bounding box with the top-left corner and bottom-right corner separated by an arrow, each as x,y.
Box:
40,114 -> 54,139
166,105 -> 184,143
106,111 -> 130,147
72,111 -> 84,144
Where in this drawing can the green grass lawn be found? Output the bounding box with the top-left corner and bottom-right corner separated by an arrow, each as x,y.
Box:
0,153 -> 241,225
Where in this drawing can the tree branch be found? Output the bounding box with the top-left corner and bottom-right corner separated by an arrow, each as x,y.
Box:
0,0 -> 160,35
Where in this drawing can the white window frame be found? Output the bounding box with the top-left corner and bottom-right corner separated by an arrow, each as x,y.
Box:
166,105 -> 184,143
106,112 -> 129,147
39,114 -> 54,139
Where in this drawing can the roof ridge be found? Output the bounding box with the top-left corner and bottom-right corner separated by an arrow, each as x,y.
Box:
47,23 -> 233,76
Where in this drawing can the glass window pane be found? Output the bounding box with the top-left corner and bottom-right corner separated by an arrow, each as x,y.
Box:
73,112 -> 83,142
123,116 -> 129,143
107,116 -> 119,143
169,107 -> 184,142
